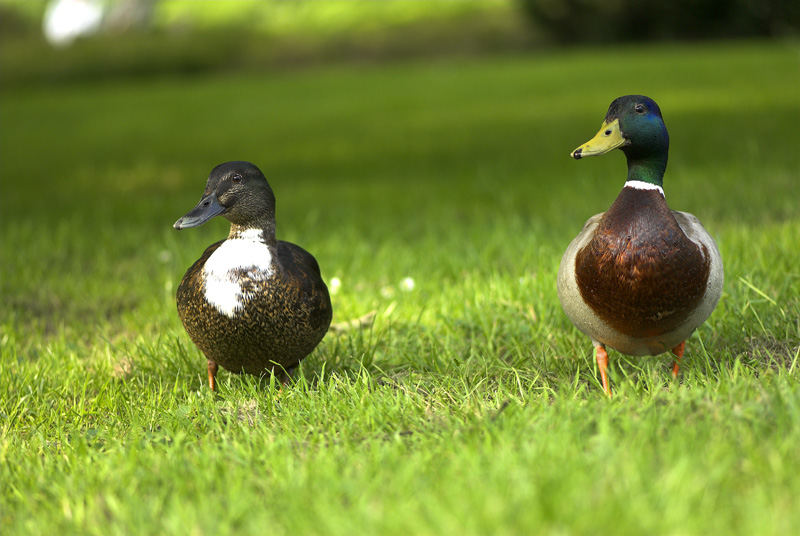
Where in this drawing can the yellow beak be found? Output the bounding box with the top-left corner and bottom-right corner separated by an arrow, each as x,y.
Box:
571,119 -> 627,159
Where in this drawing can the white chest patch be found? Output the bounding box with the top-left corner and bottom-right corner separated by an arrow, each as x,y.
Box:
624,180 -> 665,197
202,228 -> 274,317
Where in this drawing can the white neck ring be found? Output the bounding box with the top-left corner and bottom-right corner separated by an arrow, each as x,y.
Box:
624,180 -> 664,197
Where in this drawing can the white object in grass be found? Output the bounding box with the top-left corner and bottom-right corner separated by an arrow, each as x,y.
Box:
43,0 -> 104,47
329,277 -> 342,295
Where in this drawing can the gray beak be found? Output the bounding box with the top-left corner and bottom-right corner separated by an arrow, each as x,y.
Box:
173,192 -> 225,229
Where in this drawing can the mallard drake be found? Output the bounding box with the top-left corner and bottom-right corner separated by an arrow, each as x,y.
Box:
174,161 -> 332,390
557,95 -> 723,396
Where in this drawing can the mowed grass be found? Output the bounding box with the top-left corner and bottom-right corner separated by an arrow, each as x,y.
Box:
1,40 -> 800,534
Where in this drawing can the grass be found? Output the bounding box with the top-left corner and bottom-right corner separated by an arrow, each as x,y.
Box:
2,39 -> 800,534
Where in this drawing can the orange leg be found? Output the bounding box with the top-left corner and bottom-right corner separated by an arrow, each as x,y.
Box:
207,360 -> 219,391
595,344 -> 612,397
671,341 -> 685,379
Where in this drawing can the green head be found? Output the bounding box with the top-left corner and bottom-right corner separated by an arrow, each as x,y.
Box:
571,95 -> 669,187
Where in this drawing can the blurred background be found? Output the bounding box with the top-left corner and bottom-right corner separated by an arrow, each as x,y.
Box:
1,0 -> 798,85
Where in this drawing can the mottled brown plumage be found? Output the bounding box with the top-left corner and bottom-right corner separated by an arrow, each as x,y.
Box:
177,240 -> 331,377
174,161 -> 332,388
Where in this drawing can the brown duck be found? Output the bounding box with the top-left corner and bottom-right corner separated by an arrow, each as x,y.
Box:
174,161 -> 332,390
558,96 -> 723,396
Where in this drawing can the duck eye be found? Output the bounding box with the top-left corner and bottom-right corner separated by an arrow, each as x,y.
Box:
634,104 -> 646,114
231,174 -> 243,183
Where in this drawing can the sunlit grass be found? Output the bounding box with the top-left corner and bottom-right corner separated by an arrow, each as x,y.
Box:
1,40 -> 800,534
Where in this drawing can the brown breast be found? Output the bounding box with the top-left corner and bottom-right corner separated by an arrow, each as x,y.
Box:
575,188 -> 710,339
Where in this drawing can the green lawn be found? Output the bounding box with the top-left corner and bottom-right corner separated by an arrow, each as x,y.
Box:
2,40 -> 800,535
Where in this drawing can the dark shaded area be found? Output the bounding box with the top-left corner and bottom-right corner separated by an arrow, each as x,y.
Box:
740,336 -> 800,371
0,3 -> 33,38
519,0 -> 800,43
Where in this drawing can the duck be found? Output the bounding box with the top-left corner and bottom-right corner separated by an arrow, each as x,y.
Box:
557,95 -> 723,396
173,161 -> 332,391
